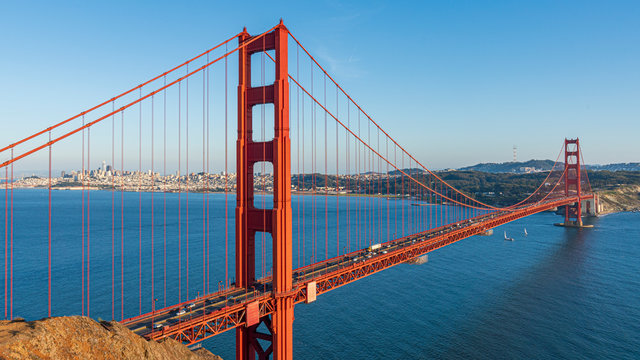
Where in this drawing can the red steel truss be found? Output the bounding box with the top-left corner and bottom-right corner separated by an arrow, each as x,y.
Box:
142,194 -> 592,346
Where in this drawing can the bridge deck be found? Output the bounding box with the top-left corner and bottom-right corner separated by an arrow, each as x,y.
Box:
123,195 -> 590,344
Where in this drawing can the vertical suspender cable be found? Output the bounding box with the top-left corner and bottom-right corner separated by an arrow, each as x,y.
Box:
366,121 -> 370,246
372,131 -> 376,243
205,55 -> 209,294
10,149 -> 13,319
178,81 -> 182,303
151,94 -> 155,314
386,137 -> 389,243
186,64 -> 190,300
429,174 -> 432,230
48,131 -> 52,317
81,116 -> 85,316
87,126 -> 91,317
440,181 -> 443,228
185,64 -> 190,299
376,129 -> 383,243
163,76 -> 167,307
394,144 -> 397,239
376,129 -> 380,244
4,157 -> 7,319
357,111 -> 361,249
301,82 -> 305,267
138,88 -> 142,315
324,73 -> 328,262
296,44 -> 300,269
111,101 -> 115,320
344,101 -> 352,253
445,186 -> 448,225
262,41 -> 266,281
311,60 -> 315,264
206,53 -> 211,294
401,153 -> 404,237
224,44 -> 229,289
202,63 -> 206,296
335,85 -> 339,257
408,157 -> 411,234
121,110 -> 125,320
362,118 -> 367,247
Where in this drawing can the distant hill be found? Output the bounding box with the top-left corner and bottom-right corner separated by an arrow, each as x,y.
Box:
459,160 -> 640,173
585,163 -> 640,171
459,160 -> 556,173
388,168 -> 427,175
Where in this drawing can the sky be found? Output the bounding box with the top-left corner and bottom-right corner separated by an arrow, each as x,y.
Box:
0,0 -> 638,171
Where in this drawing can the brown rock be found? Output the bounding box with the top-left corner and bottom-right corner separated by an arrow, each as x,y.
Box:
0,316 -> 223,360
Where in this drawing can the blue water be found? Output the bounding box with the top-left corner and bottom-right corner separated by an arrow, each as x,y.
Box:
1,189 -> 639,359
205,208 -> 640,359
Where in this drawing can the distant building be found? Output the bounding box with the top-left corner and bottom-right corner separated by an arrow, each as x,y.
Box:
518,167 -> 543,174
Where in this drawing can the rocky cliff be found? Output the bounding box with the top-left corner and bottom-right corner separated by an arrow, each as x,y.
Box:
0,316 -> 222,360
598,185 -> 640,214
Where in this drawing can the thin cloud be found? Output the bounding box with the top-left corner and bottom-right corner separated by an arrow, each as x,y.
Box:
314,46 -> 366,79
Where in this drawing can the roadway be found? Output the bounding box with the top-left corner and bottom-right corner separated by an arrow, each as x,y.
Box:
123,195 -> 592,344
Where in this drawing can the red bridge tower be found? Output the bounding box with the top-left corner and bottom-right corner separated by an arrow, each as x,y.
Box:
236,21 -> 293,360
563,138 -> 583,226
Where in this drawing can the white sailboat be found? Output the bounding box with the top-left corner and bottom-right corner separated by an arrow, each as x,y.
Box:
504,231 -> 514,241
524,228 -> 528,236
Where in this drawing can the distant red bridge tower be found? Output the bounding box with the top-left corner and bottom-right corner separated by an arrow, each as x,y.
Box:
563,138 -> 584,226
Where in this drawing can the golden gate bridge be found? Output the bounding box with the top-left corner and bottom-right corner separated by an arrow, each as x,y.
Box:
0,21 -> 596,359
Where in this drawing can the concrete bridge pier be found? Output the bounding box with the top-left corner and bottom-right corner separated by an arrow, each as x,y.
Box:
554,196 -> 598,228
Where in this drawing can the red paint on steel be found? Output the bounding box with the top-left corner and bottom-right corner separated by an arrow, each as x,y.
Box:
112,102 -> 115,321
138,88 -> 143,316
121,111 -> 125,320
186,63 -> 190,305
48,131 -> 52,317
163,76 -> 167,309
9,150 -> 13,319
81,118 -> 85,316
3,162 -> 7,319
564,138 -> 583,225
87,127 -> 91,317
236,22 -> 293,360
151,94 -> 156,318
245,301 -> 260,327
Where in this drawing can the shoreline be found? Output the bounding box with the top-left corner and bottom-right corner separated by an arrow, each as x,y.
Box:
8,185 -> 407,199
9,185 -> 639,215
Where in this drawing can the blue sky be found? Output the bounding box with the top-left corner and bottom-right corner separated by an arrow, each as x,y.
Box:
0,0 -> 638,169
